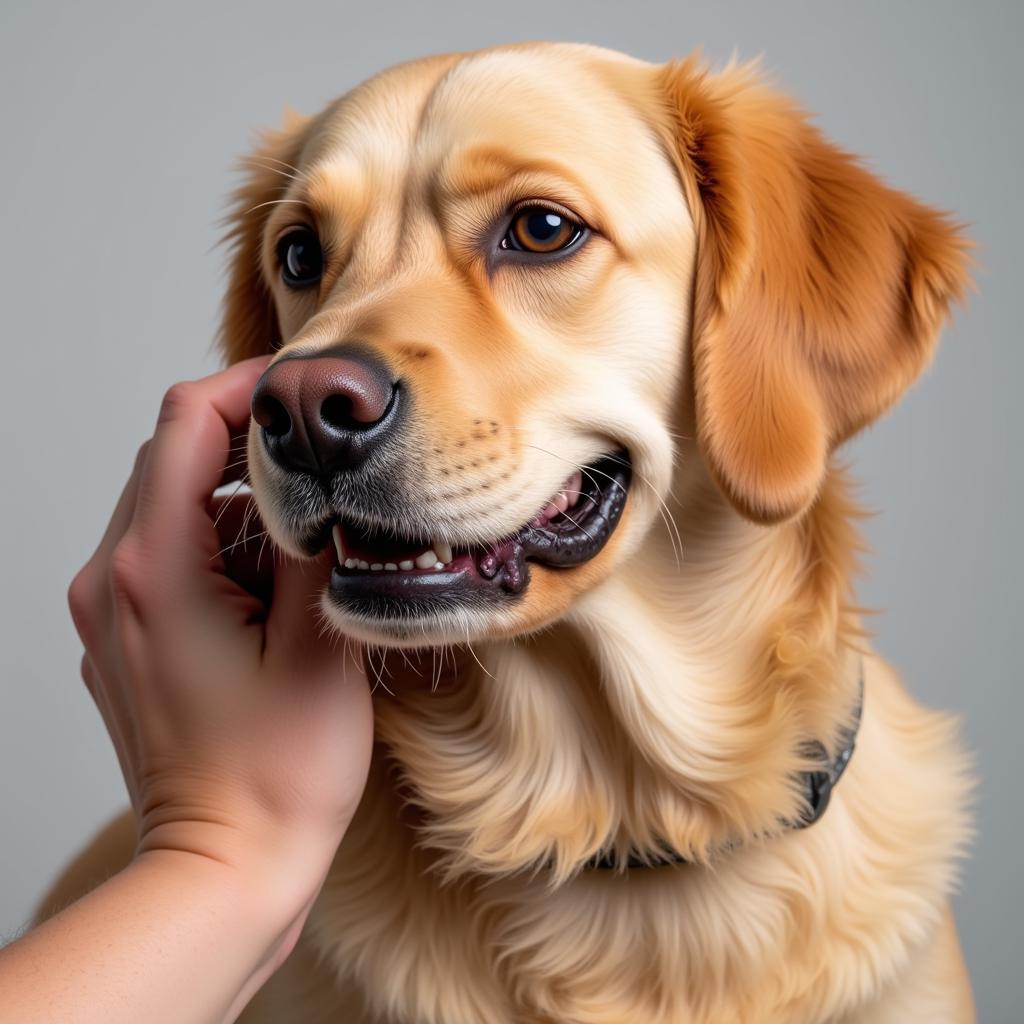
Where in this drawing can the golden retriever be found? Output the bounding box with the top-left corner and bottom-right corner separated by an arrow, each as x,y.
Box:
40,42 -> 975,1023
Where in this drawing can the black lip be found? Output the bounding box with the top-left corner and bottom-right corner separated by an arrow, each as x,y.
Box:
519,452 -> 631,567
324,450 -> 632,621
329,562 -> 511,622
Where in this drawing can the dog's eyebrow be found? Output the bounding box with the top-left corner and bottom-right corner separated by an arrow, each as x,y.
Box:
303,158 -> 367,216
436,144 -> 603,225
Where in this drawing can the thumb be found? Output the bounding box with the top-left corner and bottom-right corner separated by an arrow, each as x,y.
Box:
265,550 -> 362,680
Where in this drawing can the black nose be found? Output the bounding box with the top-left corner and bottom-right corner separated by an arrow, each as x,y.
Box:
251,346 -> 400,475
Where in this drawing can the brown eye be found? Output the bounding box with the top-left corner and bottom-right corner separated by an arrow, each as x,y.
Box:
504,206 -> 583,254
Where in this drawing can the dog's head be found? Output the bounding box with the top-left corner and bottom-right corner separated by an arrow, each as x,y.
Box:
225,43 -> 970,647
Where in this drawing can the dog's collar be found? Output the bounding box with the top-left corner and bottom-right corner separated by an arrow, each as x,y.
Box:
582,663 -> 865,871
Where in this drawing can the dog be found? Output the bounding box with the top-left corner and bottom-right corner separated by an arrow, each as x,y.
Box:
40,42 -> 975,1022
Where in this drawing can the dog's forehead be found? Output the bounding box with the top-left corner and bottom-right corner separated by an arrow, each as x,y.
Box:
303,47 -> 690,246
416,49 -> 650,163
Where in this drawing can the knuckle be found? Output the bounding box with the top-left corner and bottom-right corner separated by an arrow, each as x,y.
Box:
158,381 -> 197,424
67,568 -> 96,633
108,540 -> 145,600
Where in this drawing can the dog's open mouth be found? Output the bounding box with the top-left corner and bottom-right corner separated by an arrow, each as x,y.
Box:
324,450 -> 631,621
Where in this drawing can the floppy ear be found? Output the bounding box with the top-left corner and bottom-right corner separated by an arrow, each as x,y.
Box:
654,57 -> 973,523
219,109 -> 312,364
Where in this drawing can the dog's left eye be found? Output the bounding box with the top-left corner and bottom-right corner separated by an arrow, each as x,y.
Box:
501,206 -> 584,255
277,227 -> 323,288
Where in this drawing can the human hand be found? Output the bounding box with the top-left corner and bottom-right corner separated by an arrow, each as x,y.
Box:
66,357 -> 373,925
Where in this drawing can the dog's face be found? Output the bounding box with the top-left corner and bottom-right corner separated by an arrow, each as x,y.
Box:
227,43 -> 969,647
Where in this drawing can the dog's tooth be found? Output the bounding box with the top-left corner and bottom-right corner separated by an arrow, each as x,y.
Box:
332,524 -> 346,563
344,558 -> 357,569
370,563 -> 383,571
415,549 -> 438,569
384,562 -> 398,571
434,561 -> 445,570
434,541 -> 453,564
541,501 -> 560,520
553,492 -> 569,514
398,560 -> 414,571
357,560 -> 370,570
566,471 -> 583,507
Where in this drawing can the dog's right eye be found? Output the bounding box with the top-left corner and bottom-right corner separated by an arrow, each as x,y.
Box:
277,228 -> 323,289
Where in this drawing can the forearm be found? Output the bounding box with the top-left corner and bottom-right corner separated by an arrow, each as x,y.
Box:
0,850 -> 304,1024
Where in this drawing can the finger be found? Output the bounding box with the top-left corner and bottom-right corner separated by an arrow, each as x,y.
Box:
133,356 -> 271,575
68,442 -> 152,647
263,551 -> 358,679
89,440 -> 152,567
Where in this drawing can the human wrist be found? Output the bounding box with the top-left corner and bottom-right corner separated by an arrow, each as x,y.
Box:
128,847 -> 307,961
134,818 -> 342,941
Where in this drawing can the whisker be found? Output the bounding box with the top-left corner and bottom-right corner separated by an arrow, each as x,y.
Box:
210,529 -> 268,561
247,158 -> 303,184
255,532 -> 272,574
212,478 -> 252,531
603,449 -> 680,505
518,439 -> 684,570
239,498 -> 260,551
463,632 -> 495,681
553,506 -> 596,543
368,645 -> 395,696
245,198 -> 311,216
253,154 -> 304,177
588,460 -> 684,570
592,454 -> 684,567
397,649 -> 423,677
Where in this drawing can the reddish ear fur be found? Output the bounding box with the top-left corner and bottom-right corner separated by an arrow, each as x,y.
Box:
655,57 -> 973,523
219,111 -> 311,365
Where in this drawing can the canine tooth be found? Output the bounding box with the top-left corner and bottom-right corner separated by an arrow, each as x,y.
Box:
541,501 -> 560,520
357,560 -> 370,570
415,549 -> 438,569
434,541 -> 453,563
566,471 -> 583,506
398,560 -> 414,571
344,558 -> 357,569
332,524 -> 346,563
384,562 -> 398,571
553,492 -> 569,514
370,563 -> 383,571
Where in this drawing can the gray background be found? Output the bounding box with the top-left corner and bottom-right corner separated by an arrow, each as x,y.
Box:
1,0 -> 1020,1017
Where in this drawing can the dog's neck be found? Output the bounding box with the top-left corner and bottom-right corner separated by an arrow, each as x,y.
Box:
373,459 -> 865,882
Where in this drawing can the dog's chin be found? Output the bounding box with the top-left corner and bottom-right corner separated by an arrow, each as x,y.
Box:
288,450 -> 633,648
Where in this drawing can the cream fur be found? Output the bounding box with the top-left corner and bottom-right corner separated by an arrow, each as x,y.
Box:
37,43 -> 975,1023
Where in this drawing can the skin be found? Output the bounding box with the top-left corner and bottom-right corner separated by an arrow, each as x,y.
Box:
0,357 -> 374,1024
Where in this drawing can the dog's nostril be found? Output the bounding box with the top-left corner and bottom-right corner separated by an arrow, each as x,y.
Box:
252,394 -> 292,438
321,393 -> 361,431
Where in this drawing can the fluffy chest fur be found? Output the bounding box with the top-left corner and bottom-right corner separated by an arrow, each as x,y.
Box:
218,41 -> 974,1023
243,471 -> 970,1024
